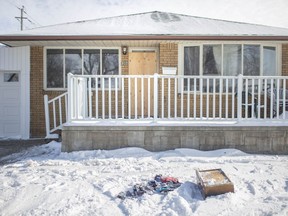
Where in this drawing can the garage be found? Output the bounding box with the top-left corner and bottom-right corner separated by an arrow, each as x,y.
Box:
0,71 -> 21,138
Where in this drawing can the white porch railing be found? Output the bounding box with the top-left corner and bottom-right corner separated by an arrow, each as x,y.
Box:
44,92 -> 68,138
44,73 -> 288,137
66,73 -> 288,122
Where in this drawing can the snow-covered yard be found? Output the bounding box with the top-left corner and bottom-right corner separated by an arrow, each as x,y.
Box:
0,141 -> 288,216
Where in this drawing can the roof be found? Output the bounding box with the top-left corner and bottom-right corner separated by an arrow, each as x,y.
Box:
1,11 -> 288,46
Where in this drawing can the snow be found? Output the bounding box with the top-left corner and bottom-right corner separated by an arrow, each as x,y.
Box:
4,11 -> 288,37
1,141 -> 288,215
66,112 -> 288,127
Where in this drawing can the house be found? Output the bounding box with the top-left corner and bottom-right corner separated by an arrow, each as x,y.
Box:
1,11 -> 288,153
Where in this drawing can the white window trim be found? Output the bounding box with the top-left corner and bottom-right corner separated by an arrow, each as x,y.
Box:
44,47 -> 121,91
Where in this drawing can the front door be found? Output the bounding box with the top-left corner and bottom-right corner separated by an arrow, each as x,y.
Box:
129,51 -> 157,117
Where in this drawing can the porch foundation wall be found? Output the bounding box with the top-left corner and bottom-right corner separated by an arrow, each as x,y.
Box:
62,125 -> 288,154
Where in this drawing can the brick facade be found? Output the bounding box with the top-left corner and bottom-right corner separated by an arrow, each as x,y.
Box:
159,43 -> 178,74
30,46 -> 45,137
30,46 -> 66,137
30,43 -> 288,138
282,44 -> 288,76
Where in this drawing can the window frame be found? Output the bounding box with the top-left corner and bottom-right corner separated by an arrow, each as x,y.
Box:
44,47 -> 121,91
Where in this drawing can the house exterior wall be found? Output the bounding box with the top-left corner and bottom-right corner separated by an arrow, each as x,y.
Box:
30,43 -> 288,138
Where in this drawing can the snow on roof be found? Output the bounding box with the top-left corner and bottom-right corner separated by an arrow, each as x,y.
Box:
4,11 -> 288,37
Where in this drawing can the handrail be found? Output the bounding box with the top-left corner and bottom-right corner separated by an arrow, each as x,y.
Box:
44,92 -> 68,138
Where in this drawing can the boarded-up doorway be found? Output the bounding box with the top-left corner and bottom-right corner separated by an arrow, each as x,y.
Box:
129,51 -> 157,117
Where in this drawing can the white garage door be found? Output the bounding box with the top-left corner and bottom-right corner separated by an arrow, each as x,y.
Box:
0,72 -> 21,138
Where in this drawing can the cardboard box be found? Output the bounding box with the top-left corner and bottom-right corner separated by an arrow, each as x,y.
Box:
196,169 -> 234,199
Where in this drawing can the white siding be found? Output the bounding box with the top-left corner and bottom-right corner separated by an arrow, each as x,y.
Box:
0,46 -> 30,139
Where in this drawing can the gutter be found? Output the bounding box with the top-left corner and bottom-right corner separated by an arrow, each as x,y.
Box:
1,35 -> 288,41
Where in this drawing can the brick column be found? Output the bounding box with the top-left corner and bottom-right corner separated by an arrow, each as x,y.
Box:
30,46 -> 46,137
282,44 -> 288,76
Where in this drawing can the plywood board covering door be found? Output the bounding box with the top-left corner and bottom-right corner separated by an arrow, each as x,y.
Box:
129,51 -> 157,117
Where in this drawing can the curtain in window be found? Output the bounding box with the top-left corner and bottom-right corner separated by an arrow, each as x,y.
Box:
223,45 -> 241,76
203,45 -> 221,75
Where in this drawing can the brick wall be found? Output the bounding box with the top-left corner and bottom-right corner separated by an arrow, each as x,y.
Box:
282,44 -> 288,76
30,46 -> 65,138
30,46 -> 45,137
159,43 -> 178,74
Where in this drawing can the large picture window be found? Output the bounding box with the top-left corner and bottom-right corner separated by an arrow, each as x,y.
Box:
182,44 -> 277,77
182,43 -> 278,92
46,48 -> 119,89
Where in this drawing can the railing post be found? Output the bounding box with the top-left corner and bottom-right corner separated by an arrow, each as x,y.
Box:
237,74 -> 243,122
44,95 -> 50,137
67,73 -> 73,123
154,73 -> 158,122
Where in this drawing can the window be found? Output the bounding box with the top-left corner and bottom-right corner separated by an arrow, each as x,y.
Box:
184,46 -> 200,90
182,44 -> 277,77
184,46 -> 199,76
4,73 -> 19,82
47,49 -> 63,88
84,49 -> 100,75
243,45 -> 260,76
102,49 -> 119,75
263,46 -> 276,76
46,48 -> 120,89
203,45 -> 221,76
182,43 -> 278,92
223,45 -> 241,76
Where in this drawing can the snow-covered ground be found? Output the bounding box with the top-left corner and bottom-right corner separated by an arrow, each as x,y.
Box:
0,141 -> 288,216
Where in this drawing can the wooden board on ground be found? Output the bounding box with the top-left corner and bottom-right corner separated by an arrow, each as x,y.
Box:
196,169 -> 234,199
